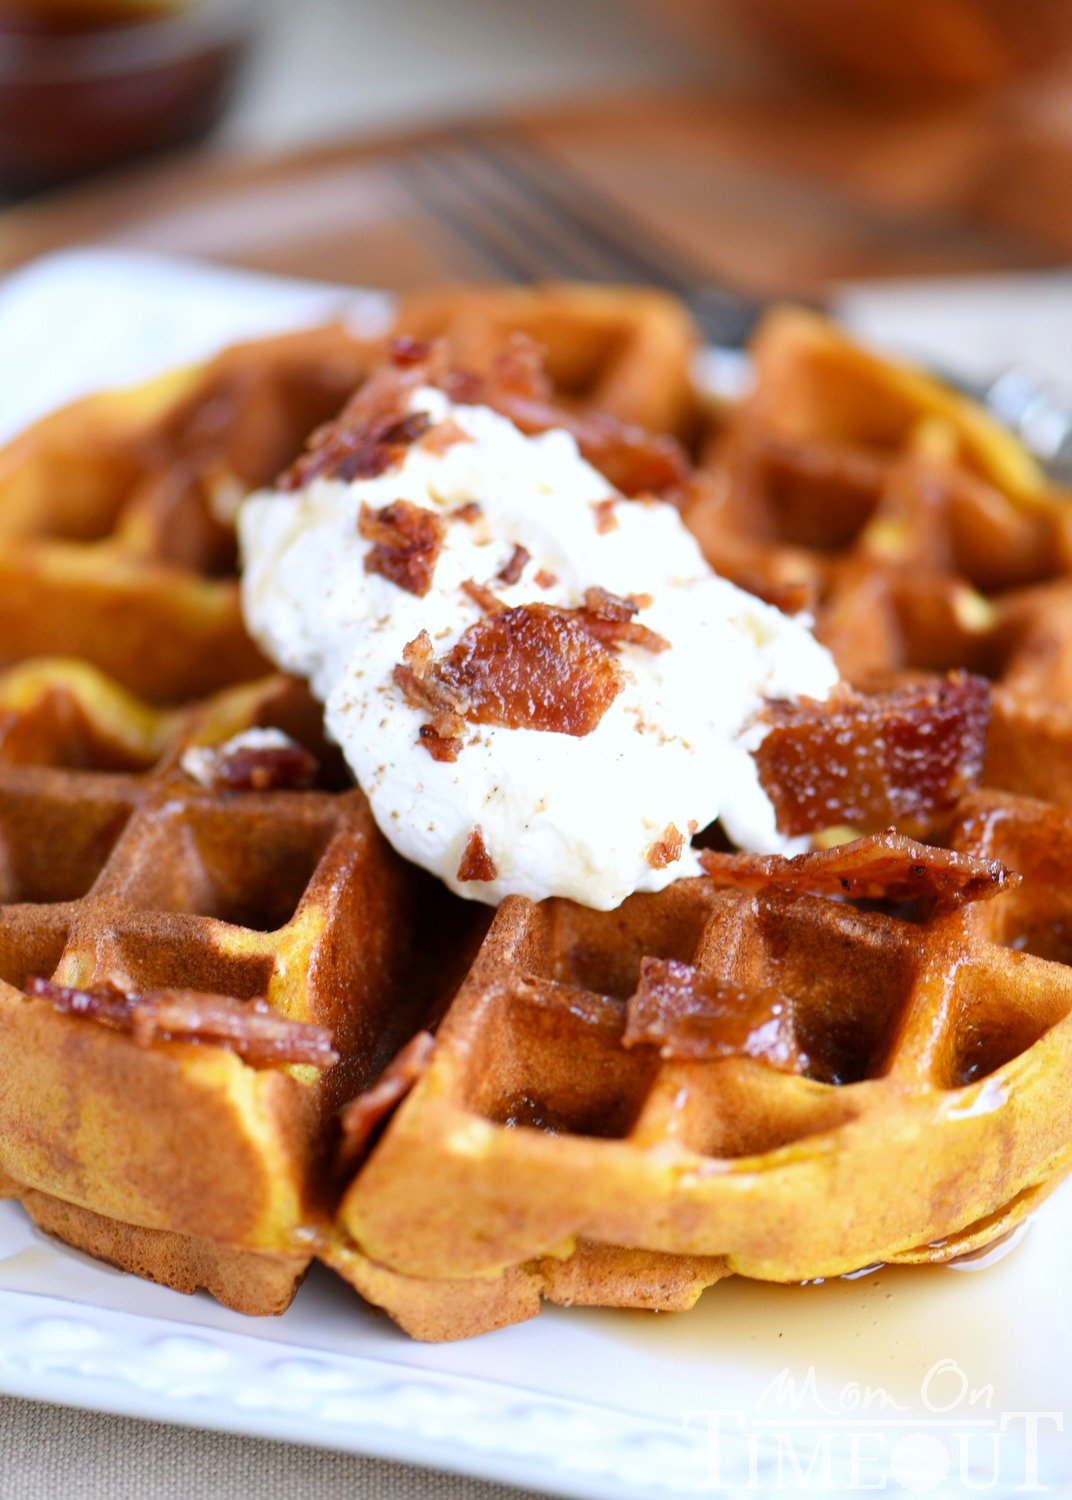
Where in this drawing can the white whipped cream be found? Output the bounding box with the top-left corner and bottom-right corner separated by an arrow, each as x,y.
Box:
238,386 -> 839,909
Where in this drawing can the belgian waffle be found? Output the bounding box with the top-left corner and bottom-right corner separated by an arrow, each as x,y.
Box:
684,308 -> 1072,806
325,790 -> 1072,1339
0,285 -> 687,1311
6,284 -> 1072,1343
0,658 -> 475,1312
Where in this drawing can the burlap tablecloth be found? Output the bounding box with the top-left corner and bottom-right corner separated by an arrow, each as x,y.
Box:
1,1397 -> 546,1499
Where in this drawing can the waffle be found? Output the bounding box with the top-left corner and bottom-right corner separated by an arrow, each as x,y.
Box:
0,285 -> 692,1310
7,283 -> 1072,1341
325,789 -> 1072,1338
684,307 -> 1072,807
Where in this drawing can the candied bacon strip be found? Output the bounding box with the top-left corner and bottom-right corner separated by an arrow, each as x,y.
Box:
623,957 -> 808,1072
358,498 -> 446,597
756,673 -> 990,837
336,1031 -> 436,1174
26,979 -> 338,1069
699,833 -> 1017,911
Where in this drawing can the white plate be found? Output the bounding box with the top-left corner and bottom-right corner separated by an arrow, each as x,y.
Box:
0,251 -> 1070,1498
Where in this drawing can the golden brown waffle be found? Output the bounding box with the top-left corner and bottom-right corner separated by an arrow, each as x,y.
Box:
684,308 -> 1072,807
328,789 -> 1072,1339
0,284 -> 691,1312
0,656 -> 475,1312
7,283 -> 1072,1343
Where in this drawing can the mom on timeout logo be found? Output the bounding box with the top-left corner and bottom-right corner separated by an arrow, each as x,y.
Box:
683,1359 -> 1065,1492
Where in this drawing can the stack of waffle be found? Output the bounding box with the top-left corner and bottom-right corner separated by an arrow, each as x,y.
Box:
2,285 -> 1072,1339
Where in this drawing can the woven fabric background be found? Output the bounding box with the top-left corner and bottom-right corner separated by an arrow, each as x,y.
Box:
0,1398 -> 544,1499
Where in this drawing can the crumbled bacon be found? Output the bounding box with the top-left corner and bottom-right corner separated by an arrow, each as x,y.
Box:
358,498 -> 445,596
393,630 -> 466,758
336,1031 -> 435,1175
26,978 -> 338,1069
534,568 -> 558,589
700,832 -> 1017,910
497,544 -> 531,586
646,823 -> 685,869
181,731 -> 318,792
578,587 -> 669,653
461,578 -> 507,615
277,340 -> 447,490
442,335 -> 690,497
591,498 -> 619,534
623,958 -> 807,1072
423,418 -> 472,455
457,826 -> 498,882
450,500 -> 483,523
756,673 -> 990,836
434,604 -> 625,736
399,584 -> 672,757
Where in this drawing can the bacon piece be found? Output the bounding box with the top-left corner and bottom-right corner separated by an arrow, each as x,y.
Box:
497,544 -> 531,586
457,826 -> 497,882
534,568 -> 558,589
580,587 -> 669,652
180,731 -> 318,792
623,957 -> 807,1072
591,498 -> 619,534
450,500 -> 483,523
336,1031 -> 435,1174
442,336 -> 690,498
423,417 -> 472,455
756,673 -> 990,836
26,979 -> 337,1069
358,498 -> 446,597
437,604 -> 625,737
393,630 -> 467,758
700,832 -> 1017,910
277,341 -> 446,490
646,823 -> 685,869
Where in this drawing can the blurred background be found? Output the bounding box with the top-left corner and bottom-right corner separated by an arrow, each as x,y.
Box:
5,0 -> 1072,371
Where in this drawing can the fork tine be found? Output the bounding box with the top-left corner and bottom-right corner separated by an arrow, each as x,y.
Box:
422,141 -> 625,283
392,153 -> 536,281
466,132 -> 770,345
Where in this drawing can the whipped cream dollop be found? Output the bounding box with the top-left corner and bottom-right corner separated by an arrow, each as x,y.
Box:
238,385 -> 839,909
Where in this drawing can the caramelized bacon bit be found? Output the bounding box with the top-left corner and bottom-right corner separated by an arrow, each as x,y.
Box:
591,498 -> 619,534
359,498 -> 446,597
423,417 -> 473,455
700,833 -> 1017,911
579,587 -> 670,653
756,673 -> 991,836
457,826 -> 498,882
534,568 -> 558,589
646,823 -> 685,869
442,335 -> 690,497
623,958 -> 807,1072
278,340 -> 447,490
436,604 -> 625,736
26,979 -> 338,1069
399,584 -> 672,757
336,1031 -> 435,1174
393,630 -> 467,756
180,730 -> 318,792
450,500 -> 483,523
497,544 -> 531,586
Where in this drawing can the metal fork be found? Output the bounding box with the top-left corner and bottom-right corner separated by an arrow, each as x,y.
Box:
395,130 -> 1072,483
